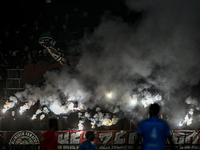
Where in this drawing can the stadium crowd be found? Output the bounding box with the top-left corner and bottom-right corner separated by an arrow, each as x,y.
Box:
1,0 -> 105,130
1,0 -> 140,73
1,0 -> 136,84
1,0 -> 138,69
0,1 -> 142,131
1,1 -> 102,69
1,1 -> 107,96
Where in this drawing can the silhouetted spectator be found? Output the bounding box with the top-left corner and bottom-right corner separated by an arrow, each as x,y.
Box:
31,20 -> 43,40
81,11 -> 91,35
40,118 -> 58,150
79,131 -> 96,150
64,14 -> 70,25
7,50 -> 22,68
133,103 -> 175,150
69,7 -> 81,33
35,49 -> 54,63
2,30 -> 13,53
19,23 -> 30,43
21,45 -> 34,66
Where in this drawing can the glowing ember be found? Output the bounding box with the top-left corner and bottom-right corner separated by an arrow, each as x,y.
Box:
19,109 -> 23,115
133,95 -> 137,101
2,109 -> 7,114
103,119 -> 112,126
2,96 -> 18,113
106,92 -> 112,99
4,100 -> 11,107
141,101 -> 148,108
102,118 -> 118,126
36,109 -> 42,115
68,103 -> 74,111
40,114 -> 45,120
11,111 -> 15,116
179,122 -> 183,126
19,104 -> 30,114
31,115 -> 37,120
78,104 -> 84,110
91,121 -> 96,128
43,107 -> 49,114
130,95 -> 137,106
2,100 -> 12,113
111,117 -> 118,124
186,115 -> 193,126
78,120 -> 84,130
179,109 -> 194,126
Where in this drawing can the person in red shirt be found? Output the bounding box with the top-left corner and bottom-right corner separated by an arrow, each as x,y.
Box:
40,118 -> 58,150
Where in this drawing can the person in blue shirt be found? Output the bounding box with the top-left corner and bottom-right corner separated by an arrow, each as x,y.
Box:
133,103 -> 175,150
79,131 -> 96,150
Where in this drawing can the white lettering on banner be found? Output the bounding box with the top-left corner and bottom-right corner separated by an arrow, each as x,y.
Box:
58,132 -> 69,144
58,145 -> 62,149
173,131 -> 199,144
63,145 -> 69,149
112,145 -> 128,149
70,131 -> 82,144
6,130 -> 200,150
114,131 -> 127,144
99,132 -> 113,145
128,132 -> 137,144
173,132 -> 185,144
82,133 -> 86,139
9,131 -> 39,145
185,132 -> 199,144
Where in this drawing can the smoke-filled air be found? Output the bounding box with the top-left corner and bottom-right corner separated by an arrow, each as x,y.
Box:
3,0 -> 200,129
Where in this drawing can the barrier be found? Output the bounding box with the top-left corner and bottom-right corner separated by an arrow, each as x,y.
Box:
0,130 -> 199,150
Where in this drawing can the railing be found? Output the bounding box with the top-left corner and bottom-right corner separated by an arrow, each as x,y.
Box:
3,69 -> 24,99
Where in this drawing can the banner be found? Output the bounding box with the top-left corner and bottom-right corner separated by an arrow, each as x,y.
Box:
1,130 -> 200,149
57,130 -> 137,149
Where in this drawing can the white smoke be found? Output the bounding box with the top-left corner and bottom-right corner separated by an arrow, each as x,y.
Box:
3,0 -> 200,128
125,0 -> 200,91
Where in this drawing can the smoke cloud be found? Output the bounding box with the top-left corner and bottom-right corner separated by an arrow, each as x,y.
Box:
125,0 -> 200,90
77,0 -> 200,126
4,0 -> 200,129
